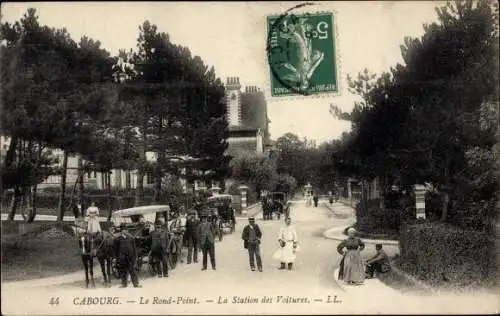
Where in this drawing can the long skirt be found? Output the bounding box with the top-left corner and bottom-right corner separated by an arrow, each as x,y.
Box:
273,241 -> 296,263
339,250 -> 364,283
87,218 -> 102,234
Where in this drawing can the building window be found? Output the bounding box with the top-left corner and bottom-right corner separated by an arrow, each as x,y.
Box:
146,171 -> 154,184
125,171 -> 131,189
231,93 -> 236,100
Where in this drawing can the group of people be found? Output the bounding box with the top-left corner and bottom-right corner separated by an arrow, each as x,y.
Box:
337,227 -> 391,285
81,200 -> 389,288
241,216 -> 299,272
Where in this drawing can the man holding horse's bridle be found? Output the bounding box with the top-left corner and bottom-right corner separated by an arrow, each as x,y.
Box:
114,223 -> 141,288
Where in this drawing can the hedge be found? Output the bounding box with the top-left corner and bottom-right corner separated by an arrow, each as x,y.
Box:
354,197 -> 416,236
399,222 -> 498,287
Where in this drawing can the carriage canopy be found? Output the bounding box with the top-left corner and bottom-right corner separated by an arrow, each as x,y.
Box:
111,205 -> 171,227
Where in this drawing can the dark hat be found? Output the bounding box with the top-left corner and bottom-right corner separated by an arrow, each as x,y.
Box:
248,217 -> 255,221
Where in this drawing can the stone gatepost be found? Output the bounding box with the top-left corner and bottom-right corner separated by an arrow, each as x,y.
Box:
414,184 -> 427,220
210,184 -> 221,196
239,185 -> 249,216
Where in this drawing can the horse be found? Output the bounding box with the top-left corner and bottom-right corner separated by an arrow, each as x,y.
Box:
78,231 -> 115,288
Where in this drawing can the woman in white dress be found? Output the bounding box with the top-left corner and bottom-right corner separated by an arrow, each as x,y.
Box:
86,202 -> 101,235
274,217 -> 299,270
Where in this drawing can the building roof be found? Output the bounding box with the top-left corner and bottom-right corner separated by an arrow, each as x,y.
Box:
226,138 -> 258,157
228,125 -> 258,132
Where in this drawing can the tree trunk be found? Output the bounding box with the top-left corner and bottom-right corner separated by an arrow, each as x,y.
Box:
440,154 -> 451,222
57,150 -> 69,221
20,186 -> 28,220
107,172 -> 112,222
75,157 -> 84,211
135,163 -> 145,206
135,128 -> 146,206
7,186 -> 21,221
2,136 -> 18,174
153,164 -> 162,204
441,192 -> 450,222
28,185 -> 37,223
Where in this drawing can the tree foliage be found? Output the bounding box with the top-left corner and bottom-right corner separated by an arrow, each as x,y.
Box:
328,0 -> 498,230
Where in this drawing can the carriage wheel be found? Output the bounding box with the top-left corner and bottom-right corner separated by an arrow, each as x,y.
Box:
218,222 -> 223,241
148,258 -> 156,276
136,257 -> 143,273
168,240 -> 179,269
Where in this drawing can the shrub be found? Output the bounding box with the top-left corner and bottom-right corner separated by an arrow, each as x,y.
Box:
399,222 -> 498,287
355,198 -> 401,234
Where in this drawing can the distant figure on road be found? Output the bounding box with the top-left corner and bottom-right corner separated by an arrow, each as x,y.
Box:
242,217 -> 263,272
85,202 -> 101,236
114,224 -> 141,288
284,201 -> 292,220
273,217 -> 299,270
365,244 -> 391,278
328,191 -> 334,204
313,194 -> 319,207
337,227 -> 365,285
197,215 -> 217,270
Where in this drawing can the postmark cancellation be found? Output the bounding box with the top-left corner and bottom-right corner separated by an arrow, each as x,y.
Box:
266,11 -> 339,98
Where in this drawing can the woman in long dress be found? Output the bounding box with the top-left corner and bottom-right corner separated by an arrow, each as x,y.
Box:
273,217 -> 299,270
86,202 -> 102,235
337,227 -> 365,285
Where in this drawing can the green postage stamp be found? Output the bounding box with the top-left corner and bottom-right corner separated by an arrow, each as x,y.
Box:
267,12 -> 338,97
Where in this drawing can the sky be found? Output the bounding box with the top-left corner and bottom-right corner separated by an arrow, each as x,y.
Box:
1,1 -> 443,144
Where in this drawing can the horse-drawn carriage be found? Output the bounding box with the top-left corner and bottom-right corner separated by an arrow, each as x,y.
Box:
204,194 -> 236,241
110,205 -> 183,276
262,192 -> 287,220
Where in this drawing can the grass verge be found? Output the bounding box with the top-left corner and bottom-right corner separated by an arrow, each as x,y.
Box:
1,229 -> 82,282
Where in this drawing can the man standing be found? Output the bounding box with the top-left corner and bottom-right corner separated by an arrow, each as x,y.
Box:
185,210 -> 199,264
241,217 -> 263,272
114,224 -> 141,288
197,215 -> 216,270
149,222 -> 168,278
313,194 -> 319,207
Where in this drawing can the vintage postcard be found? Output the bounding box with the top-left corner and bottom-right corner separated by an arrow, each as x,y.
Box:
1,1 -> 499,315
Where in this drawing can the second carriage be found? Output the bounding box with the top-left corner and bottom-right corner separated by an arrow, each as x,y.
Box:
262,192 -> 287,220
204,194 -> 236,241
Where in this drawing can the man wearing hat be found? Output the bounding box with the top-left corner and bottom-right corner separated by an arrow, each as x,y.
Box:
241,217 -> 263,272
197,214 -> 217,270
185,210 -> 199,264
114,223 -> 141,288
148,221 -> 169,278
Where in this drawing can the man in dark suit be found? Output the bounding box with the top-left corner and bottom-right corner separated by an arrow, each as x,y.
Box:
114,224 -> 141,288
185,210 -> 199,264
148,221 -> 169,278
197,215 -> 216,270
241,217 -> 263,272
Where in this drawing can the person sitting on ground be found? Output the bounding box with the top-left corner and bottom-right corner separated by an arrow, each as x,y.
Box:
365,244 -> 391,278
